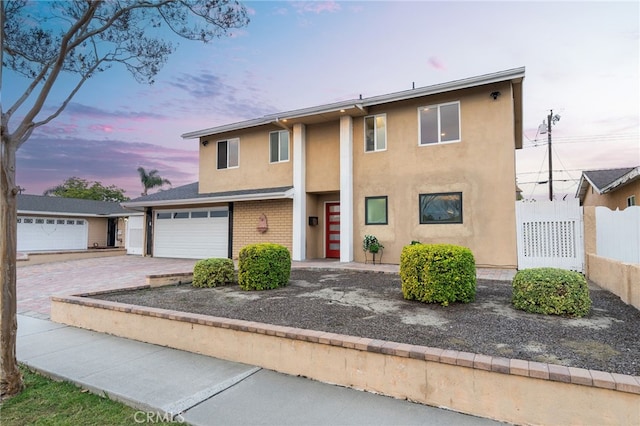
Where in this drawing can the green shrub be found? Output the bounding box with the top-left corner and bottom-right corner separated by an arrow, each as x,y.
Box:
400,243 -> 476,306
238,243 -> 291,291
192,258 -> 235,288
512,268 -> 591,317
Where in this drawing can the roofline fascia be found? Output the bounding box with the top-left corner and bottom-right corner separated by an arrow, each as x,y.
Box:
121,188 -> 295,209
181,67 -> 526,140
17,210 -> 123,217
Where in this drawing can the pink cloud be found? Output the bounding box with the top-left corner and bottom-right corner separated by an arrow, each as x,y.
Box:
89,124 -> 113,133
428,56 -> 446,71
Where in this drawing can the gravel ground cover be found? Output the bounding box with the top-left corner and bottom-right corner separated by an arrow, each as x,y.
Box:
95,269 -> 640,376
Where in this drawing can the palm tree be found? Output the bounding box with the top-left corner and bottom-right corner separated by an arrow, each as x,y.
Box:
137,167 -> 171,196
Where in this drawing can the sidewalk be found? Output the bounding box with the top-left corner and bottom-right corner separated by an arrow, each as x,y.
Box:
17,314 -> 501,425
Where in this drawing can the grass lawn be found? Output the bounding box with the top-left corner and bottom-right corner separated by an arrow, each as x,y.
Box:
1,366 -> 176,425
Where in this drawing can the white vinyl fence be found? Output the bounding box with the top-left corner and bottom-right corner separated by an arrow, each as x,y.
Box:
516,199 -> 584,272
595,206 -> 640,264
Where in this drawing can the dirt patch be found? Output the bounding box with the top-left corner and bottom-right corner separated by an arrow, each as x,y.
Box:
95,269 -> 640,376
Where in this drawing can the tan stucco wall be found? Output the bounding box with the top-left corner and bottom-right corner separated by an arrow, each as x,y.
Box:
86,217 -> 107,247
582,180 -> 640,210
232,199 -> 293,259
52,299 -> 640,426
305,122 -> 340,193
198,126 -> 293,193
349,82 -> 518,267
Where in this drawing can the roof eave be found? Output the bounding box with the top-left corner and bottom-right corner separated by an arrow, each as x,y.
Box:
600,166 -> 640,194
17,210 -> 116,217
121,188 -> 295,209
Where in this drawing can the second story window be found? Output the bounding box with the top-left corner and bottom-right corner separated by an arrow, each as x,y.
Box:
365,114 -> 386,152
217,138 -> 239,169
270,130 -> 289,163
419,101 -> 460,145
628,195 -> 636,207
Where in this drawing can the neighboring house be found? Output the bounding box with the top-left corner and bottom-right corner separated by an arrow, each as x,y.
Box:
123,67 -> 525,268
17,194 -> 141,253
576,166 -> 639,210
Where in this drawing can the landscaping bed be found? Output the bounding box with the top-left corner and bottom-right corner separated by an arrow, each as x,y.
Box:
94,269 -> 640,376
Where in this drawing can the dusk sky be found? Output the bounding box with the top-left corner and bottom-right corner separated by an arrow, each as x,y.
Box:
5,1 -> 639,200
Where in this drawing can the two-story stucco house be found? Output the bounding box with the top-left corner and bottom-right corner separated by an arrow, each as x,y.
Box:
123,67 -> 525,268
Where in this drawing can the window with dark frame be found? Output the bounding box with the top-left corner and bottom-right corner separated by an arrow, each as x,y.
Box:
365,196 -> 388,225
419,192 -> 462,224
217,138 -> 239,169
269,130 -> 290,163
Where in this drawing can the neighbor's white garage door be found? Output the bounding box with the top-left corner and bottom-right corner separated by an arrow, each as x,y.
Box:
153,207 -> 228,259
17,216 -> 88,251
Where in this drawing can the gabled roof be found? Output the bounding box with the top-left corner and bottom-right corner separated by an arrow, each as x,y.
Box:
575,166 -> 640,202
182,67 -> 525,148
122,182 -> 294,209
18,194 -> 133,217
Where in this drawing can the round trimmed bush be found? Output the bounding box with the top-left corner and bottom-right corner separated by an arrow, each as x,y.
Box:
192,258 -> 235,288
238,243 -> 291,291
512,268 -> 591,317
400,243 -> 476,306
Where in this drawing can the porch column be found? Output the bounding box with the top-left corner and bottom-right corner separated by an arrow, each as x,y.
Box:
292,123 -> 306,261
340,116 -> 354,262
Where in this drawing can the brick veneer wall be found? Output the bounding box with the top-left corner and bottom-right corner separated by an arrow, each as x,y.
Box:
232,199 -> 293,259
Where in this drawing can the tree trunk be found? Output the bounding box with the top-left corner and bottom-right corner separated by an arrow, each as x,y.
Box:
0,134 -> 23,398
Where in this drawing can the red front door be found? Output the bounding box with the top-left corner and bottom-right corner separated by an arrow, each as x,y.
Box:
325,202 -> 340,258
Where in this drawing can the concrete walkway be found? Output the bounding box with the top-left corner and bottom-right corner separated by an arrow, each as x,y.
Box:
15,255 -> 513,425
18,314 -> 501,425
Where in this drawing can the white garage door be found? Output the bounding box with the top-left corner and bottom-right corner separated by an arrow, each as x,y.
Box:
17,216 -> 88,251
153,207 -> 228,259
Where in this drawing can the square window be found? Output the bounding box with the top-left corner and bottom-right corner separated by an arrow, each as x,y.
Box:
217,138 -> 239,169
270,130 -> 290,163
364,114 -> 386,152
365,196 -> 388,225
419,102 -> 460,145
419,192 -> 462,224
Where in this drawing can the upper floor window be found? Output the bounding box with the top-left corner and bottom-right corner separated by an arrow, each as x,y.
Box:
419,102 -> 460,145
628,195 -> 636,207
270,130 -> 289,163
365,114 -> 386,152
217,138 -> 239,169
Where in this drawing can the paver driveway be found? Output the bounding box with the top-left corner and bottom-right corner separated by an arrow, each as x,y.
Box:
17,256 -> 199,319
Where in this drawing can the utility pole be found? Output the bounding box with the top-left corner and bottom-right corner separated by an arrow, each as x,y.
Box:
539,110 -> 560,201
547,110 -> 553,201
